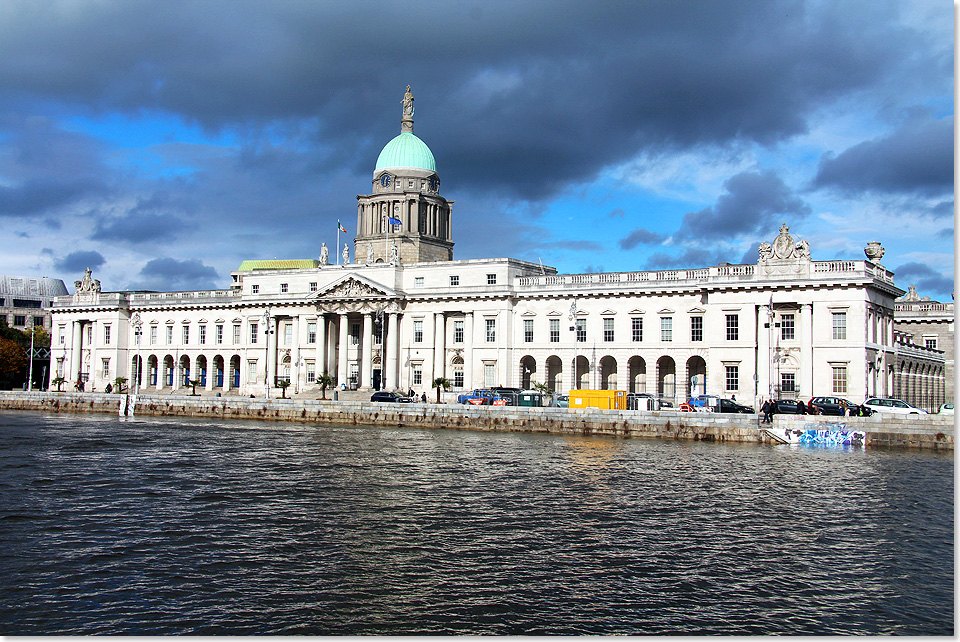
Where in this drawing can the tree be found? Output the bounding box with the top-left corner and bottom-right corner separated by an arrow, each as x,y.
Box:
532,381 -> 554,406
187,378 -> 200,395
0,337 -> 28,389
277,379 -> 291,399
432,377 -> 451,404
317,374 -> 335,400
113,376 -> 128,393
51,376 -> 66,392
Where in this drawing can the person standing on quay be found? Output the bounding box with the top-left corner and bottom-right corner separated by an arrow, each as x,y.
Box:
761,399 -> 774,423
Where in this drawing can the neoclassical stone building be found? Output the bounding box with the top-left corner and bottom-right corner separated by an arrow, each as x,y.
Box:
50,89 -> 906,406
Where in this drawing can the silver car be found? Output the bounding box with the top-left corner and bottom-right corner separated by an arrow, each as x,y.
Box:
863,397 -> 928,415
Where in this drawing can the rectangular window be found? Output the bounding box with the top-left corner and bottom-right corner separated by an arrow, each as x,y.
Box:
182,325 -> 189,344
484,363 -> 496,387
413,364 -> 422,386
199,325 -> 207,345
284,324 -> 292,345
486,319 -> 496,343
13,315 -> 25,326
251,284 -> 259,294
725,314 -> 739,341
603,318 -> 614,342
216,324 -> 223,344
233,325 -> 241,344
632,317 -> 642,342
575,318 -> 586,343
280,283 -> 288,293
102,358 -> 110,378
59,326 -> 66,345
350,323 -> 360,346
550,318 -> 560,343
690,316 -> 702,342
250,323 -> 258,344
487,274 -> 497,285
309,282 -> 317,292
307,322 -> 317,344
524,319 -> 534,343
832,366 -> 847,394
413,320 -> 423,343
454,320 -> 464,343
661,317 -> 672,342
725,365 -> 739,392
248,360 -> 257,382
306,361 -> 316,383
780,372 -> 796,393
166,326 -> 173,345
415,277 -> 424,288
150,326 -> 157,345
454,370 -> 464,389
780,314 -> 795,341
832,312 -> 847,340
103,325 -> 111,344
924,337 -> 938,350
449,275 -> 459,287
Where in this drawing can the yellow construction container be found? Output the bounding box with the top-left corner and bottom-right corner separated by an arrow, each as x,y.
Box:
569,389 -> 627,410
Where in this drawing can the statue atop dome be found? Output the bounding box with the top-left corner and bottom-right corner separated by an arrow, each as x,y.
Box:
401,85 -> 415,133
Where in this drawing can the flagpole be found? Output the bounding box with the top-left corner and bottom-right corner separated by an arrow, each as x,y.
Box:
337,224 -> 340,266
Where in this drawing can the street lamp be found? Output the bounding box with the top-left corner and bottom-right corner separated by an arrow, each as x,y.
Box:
568,299 -> 578,391
132,312 -> 142,397
376,306 -> 386,390
262,308 -> 274,399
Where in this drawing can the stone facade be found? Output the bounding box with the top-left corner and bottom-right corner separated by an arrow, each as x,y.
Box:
894,286 -> 953,409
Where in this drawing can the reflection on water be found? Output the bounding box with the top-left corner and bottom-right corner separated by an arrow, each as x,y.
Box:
0,411 -> 952,635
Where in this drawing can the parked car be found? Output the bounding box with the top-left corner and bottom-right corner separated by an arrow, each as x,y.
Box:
938,403 -> 954,415
457,389 -> 502,405
863,398 -> 928,415
772,399 -> 805,414
688,395 -> 753,413
808,396 -> 873,416
489,387 -> 522,406
370,391 -> 412,403
553,395 -> 569,408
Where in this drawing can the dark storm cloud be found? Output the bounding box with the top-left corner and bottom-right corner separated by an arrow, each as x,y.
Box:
813,115 -> 953,197
644,248 -> 732,270
54,250 -> 105,273
739,243 -> 761,264
893,262 -> 954,300
0,0 -> 949,203
675,170 -> 811,242
619,228 -> 667,250
92,195 -> 196,243
0,178 -> 102,217
131,257 -> 219,291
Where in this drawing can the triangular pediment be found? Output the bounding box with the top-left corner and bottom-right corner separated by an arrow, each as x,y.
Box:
312,274 -> 395,300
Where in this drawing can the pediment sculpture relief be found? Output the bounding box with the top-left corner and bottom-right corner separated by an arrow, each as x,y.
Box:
758,223 -> 811,263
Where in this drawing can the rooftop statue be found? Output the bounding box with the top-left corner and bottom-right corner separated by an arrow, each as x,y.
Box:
74,267 -> 101,294
402,85 -> 415,119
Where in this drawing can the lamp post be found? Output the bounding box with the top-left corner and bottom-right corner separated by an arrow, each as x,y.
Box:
568,299 -> 578,392
376,306 -> 386,390
262,308 -> 274,399
132,312 -> 142,397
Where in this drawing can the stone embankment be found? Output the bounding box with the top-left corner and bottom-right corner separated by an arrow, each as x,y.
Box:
0,391 -> 953,451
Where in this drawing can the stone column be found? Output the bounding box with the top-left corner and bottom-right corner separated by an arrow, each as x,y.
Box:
205,353 -> 214,391
325,315 -> 337,376
337,314 -> 349,387
799,303 -> 813,398
361,312 -> 373,390
434,311 -> 446,384
422,312 -> 435,387
315,314 -> 327,379
265,314 -> 276,393
70,320 -> 82,383
291,315 -> 301,392
464,312 -> 474,390
387,312 -> 399,391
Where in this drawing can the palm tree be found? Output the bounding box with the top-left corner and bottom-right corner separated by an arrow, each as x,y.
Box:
187,378 -> 200,395
277,379 -> 291,399
51,376 -> 65,392
532,381 -> 554,406
113,376 -> 128,394
317,374 -> 335,400
432,377 -> 451,404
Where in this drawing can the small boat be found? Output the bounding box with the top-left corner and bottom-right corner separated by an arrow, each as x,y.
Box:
762,423 -> 865,447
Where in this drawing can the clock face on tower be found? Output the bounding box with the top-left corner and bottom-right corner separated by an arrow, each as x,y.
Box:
379,174 -> 391,187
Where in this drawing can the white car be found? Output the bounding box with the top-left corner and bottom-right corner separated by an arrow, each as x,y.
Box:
938,403 -> 954,415
863,398 -> 928,415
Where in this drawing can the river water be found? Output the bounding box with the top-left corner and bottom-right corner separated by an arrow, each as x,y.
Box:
0,411 -> 952,635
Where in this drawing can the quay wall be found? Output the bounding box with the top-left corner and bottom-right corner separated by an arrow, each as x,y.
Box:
0,391 -> 953,451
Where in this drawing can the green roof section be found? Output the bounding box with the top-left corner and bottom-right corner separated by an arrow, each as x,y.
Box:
237,259 -> 319,272
374,132 -> 436,172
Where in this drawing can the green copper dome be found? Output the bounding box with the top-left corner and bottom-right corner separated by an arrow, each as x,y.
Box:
374,131 -> 436,173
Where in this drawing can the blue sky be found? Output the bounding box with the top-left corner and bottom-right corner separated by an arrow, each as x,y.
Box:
0,0 -> 953,299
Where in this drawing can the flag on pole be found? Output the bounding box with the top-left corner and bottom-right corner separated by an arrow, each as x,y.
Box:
338,220 -> 347,233
388,216 -> 402,227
